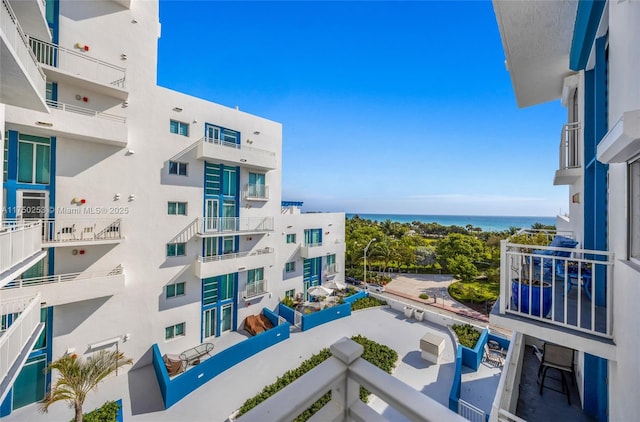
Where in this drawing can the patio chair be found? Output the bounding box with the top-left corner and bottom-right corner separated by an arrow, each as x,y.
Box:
538,343 -> 575,405
483,344 -> 504,367
531,235 -> 578,281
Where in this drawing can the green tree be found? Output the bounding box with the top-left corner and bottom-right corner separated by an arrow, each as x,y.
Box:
447,255 -> 479,282
40,350 -> 133,422
415,245 -> 436,266
436,233 -> 485,264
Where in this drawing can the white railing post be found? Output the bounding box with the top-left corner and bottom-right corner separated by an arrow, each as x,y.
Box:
500,240 -> 508,314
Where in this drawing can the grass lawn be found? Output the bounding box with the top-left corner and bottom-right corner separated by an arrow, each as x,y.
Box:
448,280 -> 500,314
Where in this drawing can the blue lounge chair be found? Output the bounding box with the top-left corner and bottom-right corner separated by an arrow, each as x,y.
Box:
531,235 -> 578,281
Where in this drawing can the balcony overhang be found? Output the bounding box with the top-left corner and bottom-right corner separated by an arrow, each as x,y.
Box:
490,305 -> 616,361
553,167 -> 581,185
5,104 -> 128,147
196,141 -> 277,171
0,250 -> 46,289
597,110 -> 640,164
41,65 -> 129,100
300,242 -> 345,259
195,249 -> 275,279
492,0 -> 578,108
7,0 -> 50,41
0,322 -> 44,404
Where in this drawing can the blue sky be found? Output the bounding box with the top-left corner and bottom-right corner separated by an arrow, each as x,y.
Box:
158,1 -> 568,217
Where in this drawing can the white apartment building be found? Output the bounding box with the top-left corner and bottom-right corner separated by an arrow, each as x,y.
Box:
0,0 -> 344,415
491,1 -> 640,420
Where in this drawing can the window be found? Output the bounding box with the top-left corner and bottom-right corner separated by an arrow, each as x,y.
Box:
223,167 -> 237,196
169,161 -> 188,176
286,234 -> 296,244
165,322 -> 185,340
3,132 -> 7,183
168,201 -> 187,215
166,282 -> 185,298
285,261 -> 296,273
304,229 -> 322,246
203,274 -> 234,305
285,289 -> 295,299
206,125 -> 240,145
170,120 -> 189,137
630,159 -> 640,260
326,254 -> 336,266
17,134 -> 50,184
166,243 -> 186,257
248,173 -> 266,198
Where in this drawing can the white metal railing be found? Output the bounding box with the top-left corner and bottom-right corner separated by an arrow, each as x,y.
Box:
199,136 -> 276,157
197,217 -> 274,235
325,263 -> 338,274
459,399 -> 485,422
497,409 -> 527,422
2,265 -> 123,289
240,337 -> 465,421
46,99 -> 126,123
0,221 -> 42,276
244,279 -> 267,298
4,218 -> 123,244
197,247 -> 273,264
490,332 -> 525,422
1,0 -> 46,84
28,38 -> 126,88
243,184 -> 269,200
0,294 -> 41,386
304,242 -> 323,248
559,122 -> 580,170
499,239 -> 614,338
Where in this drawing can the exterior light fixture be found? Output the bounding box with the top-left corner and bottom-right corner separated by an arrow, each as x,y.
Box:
173,107 -> 183,112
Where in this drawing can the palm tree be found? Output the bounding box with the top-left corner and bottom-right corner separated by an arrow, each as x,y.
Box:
40,350 -> 133,422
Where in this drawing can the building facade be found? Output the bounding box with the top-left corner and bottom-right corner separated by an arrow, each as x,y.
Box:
491,0 -> 640,420
0,0 -> 344,415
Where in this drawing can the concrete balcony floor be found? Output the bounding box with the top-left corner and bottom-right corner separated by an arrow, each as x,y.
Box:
4,307 -> 502,421
516,346 -> 594,421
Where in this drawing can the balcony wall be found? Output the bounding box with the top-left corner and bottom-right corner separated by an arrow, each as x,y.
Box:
196,137 -> 277,171
0,0 -> 47,111
490,238 -> 616,360
196,217 -> 274,237
7,0 -> 50,41
195,248 -> 274,279
6,102 -> 128,147
0,221 -> 44,288
300,240 -> 345,259
1,266 -> 125,306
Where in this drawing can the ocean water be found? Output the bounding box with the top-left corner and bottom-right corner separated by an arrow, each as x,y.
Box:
346,213 -> 556,233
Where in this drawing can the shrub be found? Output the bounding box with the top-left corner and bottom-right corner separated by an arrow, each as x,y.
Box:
351,296 -> 386,311
452,323 -> 481,349
281,296 -> 295,308
419,293 -> 429,300
72,401 -> 120,422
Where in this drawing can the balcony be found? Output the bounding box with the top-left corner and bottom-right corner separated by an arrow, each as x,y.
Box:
5,99 -> 128,147
240,337 -> 465,422
0,221 -> 45,289
242,184 -> 269,201
0,294 -> 44,403
300,240 -> 345,259
195,247 -> 274,279
243,279 -> 268,300
7,0 -> 50,41
196,217 -> 274,237
41,218 -> 123,246
28,38 -> 128,99
0,0 -> 47,112
554,122 -> 581,185
490,237 -> 616,360
1,265 -> 125,306
195,137 -> 277,171
324,263 -> 338,279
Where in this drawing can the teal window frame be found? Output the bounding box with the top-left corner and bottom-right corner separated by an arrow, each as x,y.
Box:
285,261 -> 295,273
169,161 -> 188,176
205,163 -> 221,195
3,131 -> 8,182
165,322 -> 185,340
327,254 -> 336,266
168,201 -> 187,215
166,282 -> 185,299
285,289 -> 295,298
630,159 -> 640,260
166,243 -> 186,257
286,234 -> 296,244
304,229 -> 322,246
203,274 -> 234,306
222,167 -> 237,196
170,120 -> 189,137
17,134 -> 50,184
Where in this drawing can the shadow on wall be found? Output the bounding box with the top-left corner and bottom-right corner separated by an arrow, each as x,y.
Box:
53,296 -> 110,336
61,0 -> 126,20
128,351 -> 165,416
56,139 -> 122,177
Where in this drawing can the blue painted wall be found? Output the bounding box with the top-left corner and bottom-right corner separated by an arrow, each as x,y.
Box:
152,321 -> 290,409
343,290 -> 368,304
301,303 -> 351,331
261,307 -> 279,326
570,0 -> 607,71
277,303 -> 296,325
460,329 -> 489,371
449,346 -> 463,413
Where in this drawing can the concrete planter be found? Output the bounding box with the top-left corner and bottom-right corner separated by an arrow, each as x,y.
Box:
403,306 -> 414,318
414,309 -> 425,321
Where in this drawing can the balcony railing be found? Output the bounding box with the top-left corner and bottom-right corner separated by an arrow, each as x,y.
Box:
201,136 -> 275,157
243,184 -> 269,200
499,239 -> 613,338
4,218 -> 123,245
46,100 -> 126,123
244,279 -> 267,299
1,0 -> 45,84
28,38 -> 126,88
559,122 -> 580,170
325,263 -> 338,275
196,217 -> 274,235
2,265 -> 123,290
197,247 -> 274,264
0,294 -> 42,390
240,337 -> 464,422
0,221 -> 42,277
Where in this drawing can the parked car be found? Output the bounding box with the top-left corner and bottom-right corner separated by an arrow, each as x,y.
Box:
345,276 -> 361,285
366,283 -> 385,293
